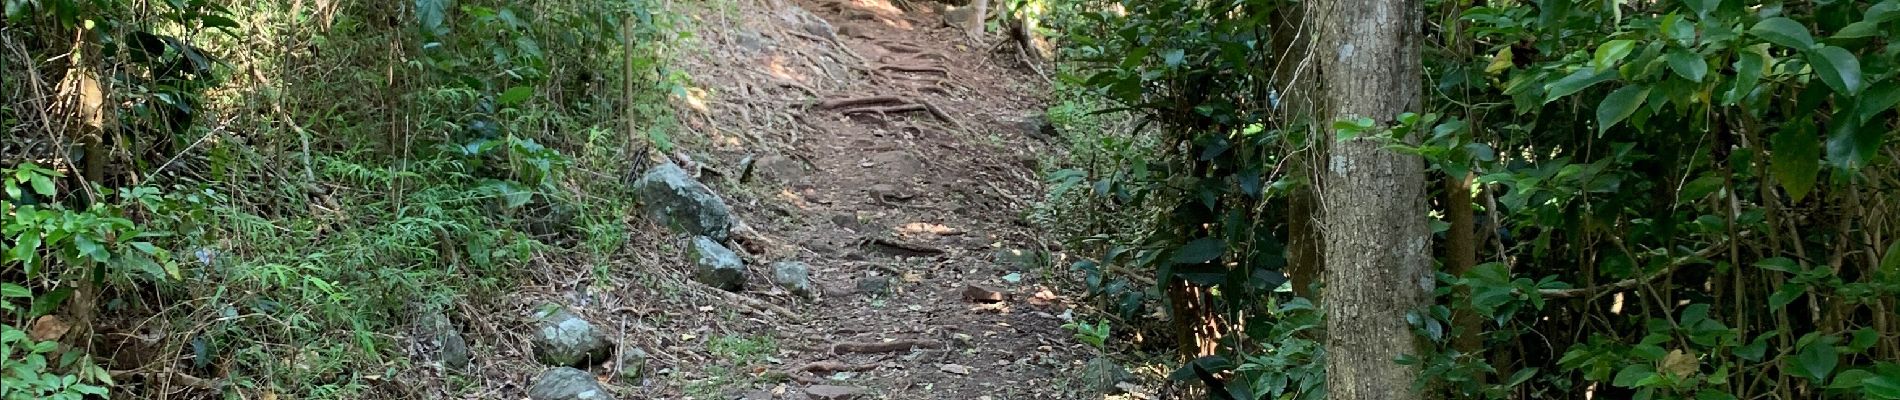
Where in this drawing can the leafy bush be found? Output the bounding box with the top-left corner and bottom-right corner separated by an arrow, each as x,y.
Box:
1039,0 -> 1900,399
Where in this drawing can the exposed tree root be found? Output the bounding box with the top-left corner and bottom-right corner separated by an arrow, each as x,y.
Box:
817,95 -> 906,109
840,104 -> 929,116
877,64 -> 950,75
829,339 -> 946,354
794,360 -> 881,374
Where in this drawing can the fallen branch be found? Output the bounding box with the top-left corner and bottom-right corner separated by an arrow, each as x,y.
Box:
864,236 -> 947,256
830,339 -> 946,354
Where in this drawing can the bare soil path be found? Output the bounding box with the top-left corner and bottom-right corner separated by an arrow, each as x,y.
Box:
635,0 -> 1098,398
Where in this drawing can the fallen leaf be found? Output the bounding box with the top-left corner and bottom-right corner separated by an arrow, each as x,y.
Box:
28,315 -> 69,341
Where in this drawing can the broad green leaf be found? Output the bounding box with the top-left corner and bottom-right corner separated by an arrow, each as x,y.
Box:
1869,1 -> 1900,23
1613,364 -> 1656,388
1170,237 -> 1225,265
1666,50 -> 1707,82
1594,39 -> 1636,71
1750,17 -> 1815,50
1597,85 -> 1650,135
0,283 -> 28,298
14,231 -> 40,276
1809,46 -> 1863,96
1685,0 -> 1719,18
1833,21 -> 1881,39
1545,68 -> 1617,103
3,180 -> 18,199
1161,48 -> 1185,67
1771,119 -> 1821,202
1825,107 -> 1882,170
1857,81 -> 1900,124
499,86 -> 534,106
1757,258 -> 1800,273
1866,376 -> 1900,399
27,175 -> 52,197
1727,46 -> 1771,105
416,0 -> 449,37
1794,341 -> 1838,382
1769,285 -> 1804,308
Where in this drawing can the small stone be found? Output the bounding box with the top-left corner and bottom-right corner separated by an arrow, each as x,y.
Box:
690,236 -> 747,291
528,367 -> 614,400
742,390 -> 775,400
634,163 -> 735,241
617,348 -> 650,382
532,306 -> 612,367
939,363 -> 971,375
772,261 -> 815,297
1080,356 -> 1133,394
803,385 -> 865,400
854,276 -> 893,296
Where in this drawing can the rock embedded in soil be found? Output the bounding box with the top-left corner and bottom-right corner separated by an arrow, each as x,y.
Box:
634,163 -> 735,241
528,367 -> 614,400
691,236 -> 747,291
754,155 -> 807,184
532,306 -> 613,367
772,261 -> 815,297
803,385 -> 866,400
1080,356 -> 1134,394
854,276 -> 893,296
440,329 -> 470,370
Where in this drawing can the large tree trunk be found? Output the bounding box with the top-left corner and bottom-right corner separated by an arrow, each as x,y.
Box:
1313,0 -> 1429,398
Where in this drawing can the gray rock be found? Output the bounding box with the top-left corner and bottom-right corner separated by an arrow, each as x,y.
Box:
771,261 -> 814,297
635,163 -> 735,241
942,5 -> 977,28
855,276 -> 892,296
532,306 -> 612,367
440,330 -> 470,370
1080,356 -> 1133,394
691,237 -> 747,290
528,367 -> 614,400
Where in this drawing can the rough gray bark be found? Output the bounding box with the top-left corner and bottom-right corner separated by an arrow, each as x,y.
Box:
1312,0 -> 1430,398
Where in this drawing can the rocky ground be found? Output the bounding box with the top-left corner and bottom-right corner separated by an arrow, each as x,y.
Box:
407,0 -> 1156,399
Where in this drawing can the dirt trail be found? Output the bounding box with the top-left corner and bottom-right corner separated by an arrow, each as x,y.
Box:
655,0 -> 1094,398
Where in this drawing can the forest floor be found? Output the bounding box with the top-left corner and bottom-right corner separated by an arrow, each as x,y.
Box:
454,0 -> 1140,398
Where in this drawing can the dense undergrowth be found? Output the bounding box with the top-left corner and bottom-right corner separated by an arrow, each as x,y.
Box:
3,0 -> 685,397
1031,0 -> 1900,399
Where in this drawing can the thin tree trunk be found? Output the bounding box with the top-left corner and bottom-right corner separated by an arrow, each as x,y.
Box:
968,0 -> 989,38
1314,0 -> 1429,398
1272,0 -> 1322,299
